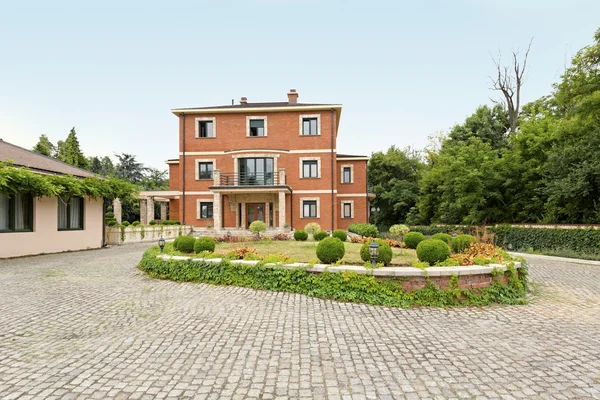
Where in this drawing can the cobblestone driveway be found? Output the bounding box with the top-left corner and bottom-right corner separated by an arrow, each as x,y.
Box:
1,245 -> 599,400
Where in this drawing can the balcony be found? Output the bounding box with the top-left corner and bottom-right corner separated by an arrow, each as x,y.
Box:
210,169 -> 289,191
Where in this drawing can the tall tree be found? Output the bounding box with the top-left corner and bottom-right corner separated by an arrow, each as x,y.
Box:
140,168 -> 169,190
368,146 -> 424,228
115,153 -> 146,183
61,127 -> 89,169
31,134 -> 55,157
447,105 -> 510,151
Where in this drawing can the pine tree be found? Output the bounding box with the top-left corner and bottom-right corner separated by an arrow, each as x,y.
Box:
62,127 -> 89,169
31,134 -> 55,157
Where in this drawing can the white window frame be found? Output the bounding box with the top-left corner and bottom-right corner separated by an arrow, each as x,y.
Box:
341,200 -> 354,219
299,114 -> 321,136
299,157 -> 321,179
195,117 -> 216,138
195,159 -> 216,181
340,164 -> 354,184
196,199 -> 214,219
300,197 -> 320,219
246,116 -> 268,137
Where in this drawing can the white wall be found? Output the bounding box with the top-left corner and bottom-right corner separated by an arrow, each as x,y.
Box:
0,197 -> 104,258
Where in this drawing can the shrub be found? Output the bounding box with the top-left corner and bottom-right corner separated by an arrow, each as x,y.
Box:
316,237 -> 345,264
272,233 -> 291,241
161,219 -> 179,225
107,220 -> 118,227
451,234 -> 477,253
404,232 -> 425,249
332,229 -> 347,242
121,221 -> 130,227
348,223 -> 378,238
173,235 -> 182,250
359,239 -> 393,266
409,225 -> 476,236
294,230 -> 308,241
131,221 -> 141,227
389,224 -> 410,237
175,236 -> 196,253
194,237 -> 216,253
416,239 -> 451,266
314,231 -> 328,241
492,225 -> 600,255
249,220 -> 267,235
262,253 -> 291,263
304,223 -> 321,235
225,247 -> 259,260
149,220 -> 156,225
431,233 -> 452,244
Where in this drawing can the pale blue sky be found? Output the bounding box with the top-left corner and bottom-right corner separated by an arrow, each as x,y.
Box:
1,0 -> 598,169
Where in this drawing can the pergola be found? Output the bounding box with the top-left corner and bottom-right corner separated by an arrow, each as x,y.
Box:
112,191 -> 179,224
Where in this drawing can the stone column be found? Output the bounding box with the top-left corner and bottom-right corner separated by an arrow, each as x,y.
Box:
213,192 -> 222,230
278,168 -> 286,185
140,198 -> 148,225
113,198 -> 122,224
265,202 -> 270,228
160,202 -> 168,221
278,191 -> 286,229
147,197 -> 155,224
213,169 -> 221,186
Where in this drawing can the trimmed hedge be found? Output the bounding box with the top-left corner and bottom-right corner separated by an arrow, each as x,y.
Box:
332,229 -> 347,242
316,237 -> 346,263
404,232 -> 426,249
492,225 -> 600,254
139,248 -> 529,307
294,230 -> 308,241
359,239 -> 393,266
132,221 -> 141,226
175,236 -> 196,253
431,233 -> 452,244
410,225 -> 476,236
195,237 -> 216,253
314,231 -> 329,241
121,221 -> 130,227
417,239 -> 451,265
451,234 -> 477,253
348,223 -> 378,238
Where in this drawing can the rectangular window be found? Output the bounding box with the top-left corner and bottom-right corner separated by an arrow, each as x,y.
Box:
302,160 -> 318,178
302,118 -> 318,135
200,202 -> 213,219
238,158 -> 274,185
198,121 -> 214,138
343,203 -> 352,218
58,196 -> 84,230
198,162 -> 213,180
249,119 -> 265,137
0,193 -> 33,232
303,200 -> 317,218
343,167 -> 352,183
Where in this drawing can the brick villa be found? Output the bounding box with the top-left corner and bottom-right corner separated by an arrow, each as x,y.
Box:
163,90 -> 373,233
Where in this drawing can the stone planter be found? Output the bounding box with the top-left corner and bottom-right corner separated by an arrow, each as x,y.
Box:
105,225 -> 193,245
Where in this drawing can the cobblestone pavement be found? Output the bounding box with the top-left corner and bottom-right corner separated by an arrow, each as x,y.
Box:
1,245 -> 599,400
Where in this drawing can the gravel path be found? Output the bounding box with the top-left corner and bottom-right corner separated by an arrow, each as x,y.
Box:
0,245 -> 599,399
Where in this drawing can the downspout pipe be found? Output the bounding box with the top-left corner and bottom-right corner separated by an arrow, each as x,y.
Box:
331,108 -> 335,232
181,113 -> 186,225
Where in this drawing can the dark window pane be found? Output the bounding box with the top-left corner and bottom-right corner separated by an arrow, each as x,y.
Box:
0,193 -> 9,231
303,200 -> 317,218
249,119 -> 264,136
199,121 -> 213,138
198,162 -> 213,179
200,202 -> 213,219
343,167 -> 351,183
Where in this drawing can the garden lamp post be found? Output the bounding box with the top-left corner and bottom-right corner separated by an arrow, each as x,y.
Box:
227,230 -> 231,238
369,241 -> 379,267
158,237 -> 165,253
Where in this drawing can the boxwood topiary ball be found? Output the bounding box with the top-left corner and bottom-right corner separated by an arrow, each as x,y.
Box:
316,237 -> 345,264
359,238 -> 393,266
451,234 -> 477,253
313,231 -> 329,241
293,230 -> 308,241
404,232 -> 425,249
194,237 -> 216,253
175,236 -> 196,253
416,239 -> 451,265
332,229 -> 347,242
431,233 -> 452,244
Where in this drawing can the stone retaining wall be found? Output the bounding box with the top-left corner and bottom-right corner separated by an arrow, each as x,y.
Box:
106,225 -> 193,245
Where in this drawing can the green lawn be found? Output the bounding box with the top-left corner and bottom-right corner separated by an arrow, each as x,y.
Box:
191,239 -> 417,266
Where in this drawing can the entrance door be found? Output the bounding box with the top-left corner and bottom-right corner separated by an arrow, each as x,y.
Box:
247,203 -> 265,228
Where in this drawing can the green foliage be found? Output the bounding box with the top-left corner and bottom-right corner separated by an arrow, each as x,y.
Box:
434,258 -> 461,267
368,146 -> 424,227
451,234 -> 477,253
404,232 -> 425,249
107,220 -> 118,227
416,239 -> 451,266
411,261 -> 430,269
0,163 -> 138,200
348,223 -> 378,237
173,236 -> 182,250
313,231 -> 328,241
32,134 -> 56,157
389,224 -> 410,237
304,223 -> 321,235
293,230 -> 308,241
115,153 -> 146,184
148,220 -> 156,225
316,237 -> 346,264
249,220 -> 267,235
132,221 -> 141,227
105,211 -> 115,219
359,239 -> 393,266
194,237 -> 216,253
492,225 -> 600,255
160,220 -> 180,225
57,128 -> 89,169
431,233 -> 452,244
409,225 -> 476,236
138,248 -> 529,307
261,253 -> 292,264
175,236 -> 196,253
121,221 -> 130,227
332,229 -> 347,242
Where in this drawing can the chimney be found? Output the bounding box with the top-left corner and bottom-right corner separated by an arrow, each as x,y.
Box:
287,89 -> 298,104
240,97 -> 248,104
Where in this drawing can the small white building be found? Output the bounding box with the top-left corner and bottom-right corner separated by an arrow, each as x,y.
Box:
0,139 -> 104,258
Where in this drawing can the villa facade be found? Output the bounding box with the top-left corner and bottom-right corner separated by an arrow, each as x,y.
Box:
166,90 -> 373,233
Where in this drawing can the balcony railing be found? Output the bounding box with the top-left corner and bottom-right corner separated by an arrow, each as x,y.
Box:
217,172 -> 281,187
